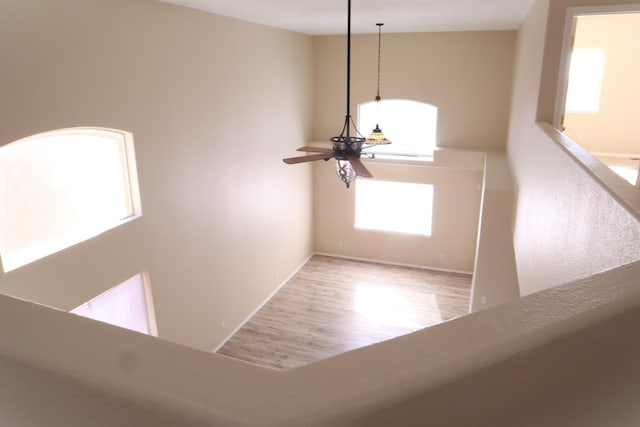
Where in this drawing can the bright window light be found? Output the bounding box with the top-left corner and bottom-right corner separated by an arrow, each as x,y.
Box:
0,128 -> 141,272
355,180 -> 434,236
358,99 -> 437,156
565,48 -> 606,113
72,273 -> 157,336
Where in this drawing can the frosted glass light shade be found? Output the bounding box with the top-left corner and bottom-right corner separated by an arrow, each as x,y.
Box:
335,159 -> 357,188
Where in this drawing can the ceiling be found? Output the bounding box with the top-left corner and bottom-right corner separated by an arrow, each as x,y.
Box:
158,0 -> 535,35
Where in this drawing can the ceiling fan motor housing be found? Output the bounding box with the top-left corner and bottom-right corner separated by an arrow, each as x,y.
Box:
330,135 -> 365,160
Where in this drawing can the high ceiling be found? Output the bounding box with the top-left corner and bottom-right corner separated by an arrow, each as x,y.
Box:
158,0 -> 535,35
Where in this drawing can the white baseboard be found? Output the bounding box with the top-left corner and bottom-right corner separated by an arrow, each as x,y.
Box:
313,252 -> 473,275
211,252 -> 314,353
591,152 -> 640,159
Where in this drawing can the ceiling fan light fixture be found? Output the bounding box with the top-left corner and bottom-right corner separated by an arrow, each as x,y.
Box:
282,0 -> 379,189
331,134 -> 365,153
335,159 -> 357,188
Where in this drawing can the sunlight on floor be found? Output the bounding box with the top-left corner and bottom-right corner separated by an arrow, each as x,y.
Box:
217,255 -> 472,370
609,166 -> 639,186
355,284 -> 442,330
594,154 -> 639,186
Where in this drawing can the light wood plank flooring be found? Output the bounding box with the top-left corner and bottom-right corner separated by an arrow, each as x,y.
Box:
217,255 -> 471,370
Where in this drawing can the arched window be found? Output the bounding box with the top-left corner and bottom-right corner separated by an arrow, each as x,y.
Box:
0,128 -> 141,272
358,99 -> 438,157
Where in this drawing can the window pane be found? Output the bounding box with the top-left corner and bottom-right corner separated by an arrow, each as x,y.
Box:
0,128 -> 140,272
358,99 -> 437,156
72,273 -> 153,335
565,48 -> 606,113
355,180 -> 434,236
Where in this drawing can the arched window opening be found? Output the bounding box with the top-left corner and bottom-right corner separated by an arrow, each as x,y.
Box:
0,127 -> 141,272
358,99 -> 438,157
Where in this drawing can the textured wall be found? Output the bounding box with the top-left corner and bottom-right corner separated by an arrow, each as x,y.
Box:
507,0 -> 640,295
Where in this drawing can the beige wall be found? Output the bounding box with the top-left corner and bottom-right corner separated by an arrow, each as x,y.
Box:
312,31 -> 517,150
0,0 -> 314,351
3,258 -> 640,426
563,13 -> 640,154
470,153 -> 520,311
4,1 -> 640,426
311,30 -> 516,272
313,153 -> 483,272
508,0 -> 640,295
0,355 -> 207,427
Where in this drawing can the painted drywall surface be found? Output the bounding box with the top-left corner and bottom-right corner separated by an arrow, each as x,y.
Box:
0,355 -> 209,427
0,293 -> 278,426
514,49 -> 640,294
508,0 -> 640,295
313,153 -> 484,272
563,13 -> 640,155
0,0 -> 313,351
508,0 -> 550,147
311,31 -> 515,271
335,293 -> 640,427
2,259 -> 640,426
312,31 -> 517,151
1,2 -> 639,426
470,152 -> 520,311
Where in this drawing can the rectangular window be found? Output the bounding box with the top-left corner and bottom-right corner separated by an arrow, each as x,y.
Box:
565,48 -> 606,113
355,180 -> 434,236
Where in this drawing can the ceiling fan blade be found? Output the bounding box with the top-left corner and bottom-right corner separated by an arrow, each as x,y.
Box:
296,146 -> 333,154
283,153 -> 334,164
347,156 -> 373,178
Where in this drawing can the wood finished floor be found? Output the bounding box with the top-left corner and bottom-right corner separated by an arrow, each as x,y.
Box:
217,255 -> 471,370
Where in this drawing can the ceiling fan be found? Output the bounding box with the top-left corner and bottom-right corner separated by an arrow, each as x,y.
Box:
283,143 -> 373,181
282,0 -> 390,188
